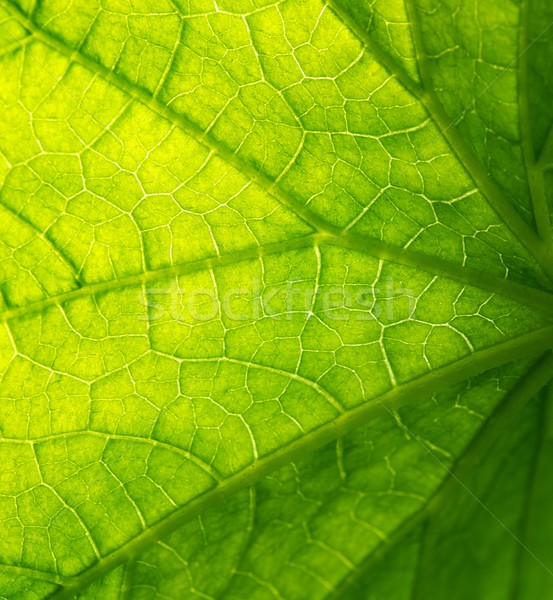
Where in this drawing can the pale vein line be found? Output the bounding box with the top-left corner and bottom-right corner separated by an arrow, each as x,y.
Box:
175,355 -> 345,414
0,431 -> 223,483
518,0 -> 552,241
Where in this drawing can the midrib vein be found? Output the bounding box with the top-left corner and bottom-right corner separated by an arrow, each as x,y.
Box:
2,230 -> 553,323
328,0 -> 553,281
518,0 -> 552,242
44,333 -> 553,599
0,233 -> 321,322
537,123 -> 553,168
325,351 -> 553,600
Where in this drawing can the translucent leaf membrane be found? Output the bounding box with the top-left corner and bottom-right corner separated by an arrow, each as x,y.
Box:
0,0 -> 552,598
1,242 -> 550,582
1,0 -> 550,287
27,359 -> 545,599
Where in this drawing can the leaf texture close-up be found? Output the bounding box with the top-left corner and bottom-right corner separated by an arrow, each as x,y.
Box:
0,0 -> 552,598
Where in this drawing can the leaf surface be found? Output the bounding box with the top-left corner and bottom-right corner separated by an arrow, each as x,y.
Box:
0,0 -> 552,598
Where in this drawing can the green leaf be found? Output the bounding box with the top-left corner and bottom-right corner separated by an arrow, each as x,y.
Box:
0,0 -> 551,598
